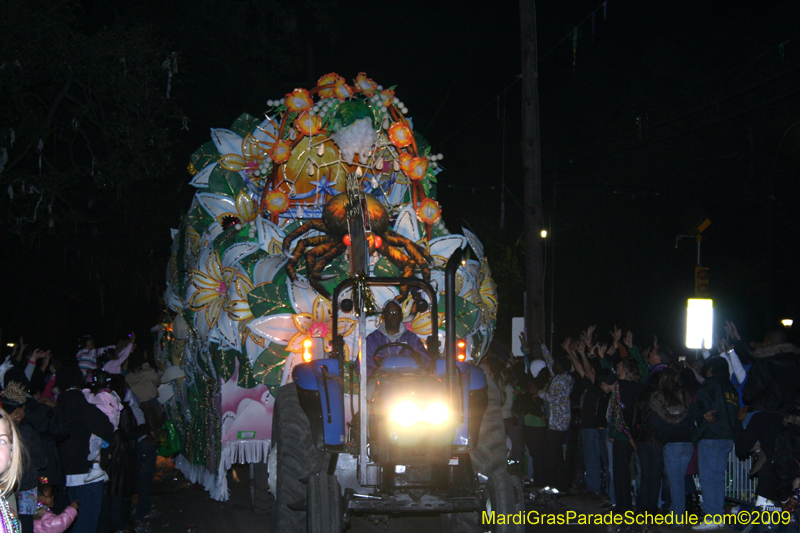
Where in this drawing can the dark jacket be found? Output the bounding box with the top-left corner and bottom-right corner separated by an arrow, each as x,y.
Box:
17,422 -> 47,492
24,397 -> 70,486
608,380 -> 648,442
55,389 -> 115,476
691,374 -> 738,442
735,411 -> 783,502
107,402 -> 139,497
742,344 -> 800,413
648,390 -> 693,443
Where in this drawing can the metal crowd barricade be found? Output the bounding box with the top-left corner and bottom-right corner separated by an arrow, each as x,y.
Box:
725,448 -> 757,504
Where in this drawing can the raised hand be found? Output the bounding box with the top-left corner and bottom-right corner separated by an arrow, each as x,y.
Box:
561,337 -> 573,354
624,331 -> 633,348
576,340 -> 587,356
642,346 -> 652,360
610,326 -> 622,347
519,331 -> 528,351
598,344 -> 608,359
725,320 -> 741,340
587,325 -> 597,346
652,335 -> 658,348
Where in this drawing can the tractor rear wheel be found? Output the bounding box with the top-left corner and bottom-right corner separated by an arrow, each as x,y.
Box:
307,472 -> 342,533
469,372 -> 508,478
271,383 -> 329,532
483,470 -> 525,533
250,462 -> 274,515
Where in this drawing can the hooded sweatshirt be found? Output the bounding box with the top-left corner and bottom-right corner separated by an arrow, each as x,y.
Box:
648,390 -> 693,443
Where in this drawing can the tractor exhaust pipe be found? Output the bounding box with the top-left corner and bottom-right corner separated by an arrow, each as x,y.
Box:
444,247 -> 462,410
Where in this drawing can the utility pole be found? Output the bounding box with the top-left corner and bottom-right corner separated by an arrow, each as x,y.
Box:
520,0 -> 545,359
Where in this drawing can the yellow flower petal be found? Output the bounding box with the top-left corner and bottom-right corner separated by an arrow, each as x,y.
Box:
312,296 -> 332,324
337,318 -> 358,339
292,313 -> 313,335
286,332 -> 308,353
205,299 -> 224,328
191,269 -> 220,291
189,288 -> 217,311
230,300 -> 253,321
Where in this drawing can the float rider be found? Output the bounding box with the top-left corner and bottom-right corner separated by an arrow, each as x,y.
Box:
364,300 -> 429,376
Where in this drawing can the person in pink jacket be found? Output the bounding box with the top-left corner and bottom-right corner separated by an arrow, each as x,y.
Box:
33,484 -> 78,533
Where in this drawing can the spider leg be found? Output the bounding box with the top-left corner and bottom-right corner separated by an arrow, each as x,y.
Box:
384,231 -> 433,281
307,242 -> 347,298
285,235 -> 329,282
304,240 -> 345,295
377,242 -> 416,301
281,219 -> 328,252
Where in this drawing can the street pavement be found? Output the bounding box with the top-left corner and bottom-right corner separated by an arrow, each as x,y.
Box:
139,461 -> 742,533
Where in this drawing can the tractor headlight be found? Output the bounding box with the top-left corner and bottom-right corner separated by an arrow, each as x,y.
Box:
389,400 -> 450,427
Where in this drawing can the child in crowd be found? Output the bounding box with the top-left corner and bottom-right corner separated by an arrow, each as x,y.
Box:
0,408 -> 23,533
82,371 -> 123,483
33,484 -> 78,533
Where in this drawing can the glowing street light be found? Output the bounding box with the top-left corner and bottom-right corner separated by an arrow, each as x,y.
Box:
782,319 -> 794,329
540,229 -> 548,238
686,298 -> 713,349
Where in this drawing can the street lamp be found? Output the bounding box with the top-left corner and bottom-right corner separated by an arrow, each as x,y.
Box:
540,229 -> 548,238
686,298 -> 713,349
782,319 -> 794,328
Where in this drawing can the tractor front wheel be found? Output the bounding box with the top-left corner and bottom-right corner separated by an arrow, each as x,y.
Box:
483,470 -> 525,533
271,383 -> 329,532
307,472 -> 342,533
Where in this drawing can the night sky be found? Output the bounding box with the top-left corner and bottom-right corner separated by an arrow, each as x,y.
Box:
1,0 -> 798,356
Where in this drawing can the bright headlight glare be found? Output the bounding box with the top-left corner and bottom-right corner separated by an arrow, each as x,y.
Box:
424,402 -> 449,425
390,401 -> 420,427
389,400 -> 449,427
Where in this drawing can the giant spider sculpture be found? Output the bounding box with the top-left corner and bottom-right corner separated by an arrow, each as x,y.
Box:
282,193 -> 433,300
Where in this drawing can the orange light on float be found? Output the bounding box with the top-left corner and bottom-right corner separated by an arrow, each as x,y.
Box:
373,235 -> 383,249
284,88 -> 313,113
353,72 -> 378,96
270,140 -> 292,164
264,190 -> 290,215
317,73 -> 344,99
388,122 -> 413,148
342,234 -> 351,246
295,112 -> 322,136
457,339 -> 467,362
303,339 -> 313,362
417,198 -> 441,224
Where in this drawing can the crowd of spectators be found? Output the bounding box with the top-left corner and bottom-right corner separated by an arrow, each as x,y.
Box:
484,320 -> 800,532
0,333 -> 166,533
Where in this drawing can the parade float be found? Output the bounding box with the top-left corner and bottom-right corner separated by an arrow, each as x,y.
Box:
155,72 -> 498,501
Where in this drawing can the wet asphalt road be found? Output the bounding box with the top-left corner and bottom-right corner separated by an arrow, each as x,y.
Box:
141,461 -> 741,533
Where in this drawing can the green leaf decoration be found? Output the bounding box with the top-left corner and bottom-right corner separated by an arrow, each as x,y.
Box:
319,259 -> 349,295
186,203 -> 213,235
425,167 -> 437,183
413,131 -> 431,157
207,165 -> 246,198
237,248 -> 270,280
213,224 -> 252,259
230,113 -> 261,139
247,282 -> 293,318
373,257 -> 400,277
190,141 -> 220,172
330,100 -> 377,132
211,344 -> 234,382
253,343 -> 291,387
235,351 -> 258,388
454,297 -> 481,338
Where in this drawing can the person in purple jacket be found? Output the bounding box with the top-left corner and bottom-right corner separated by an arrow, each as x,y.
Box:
364,301 -> 428,375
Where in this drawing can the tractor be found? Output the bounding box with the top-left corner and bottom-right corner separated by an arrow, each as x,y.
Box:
269,184 -> 525,532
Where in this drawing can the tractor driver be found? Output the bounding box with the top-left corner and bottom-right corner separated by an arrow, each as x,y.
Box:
364,300 -> 429,375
